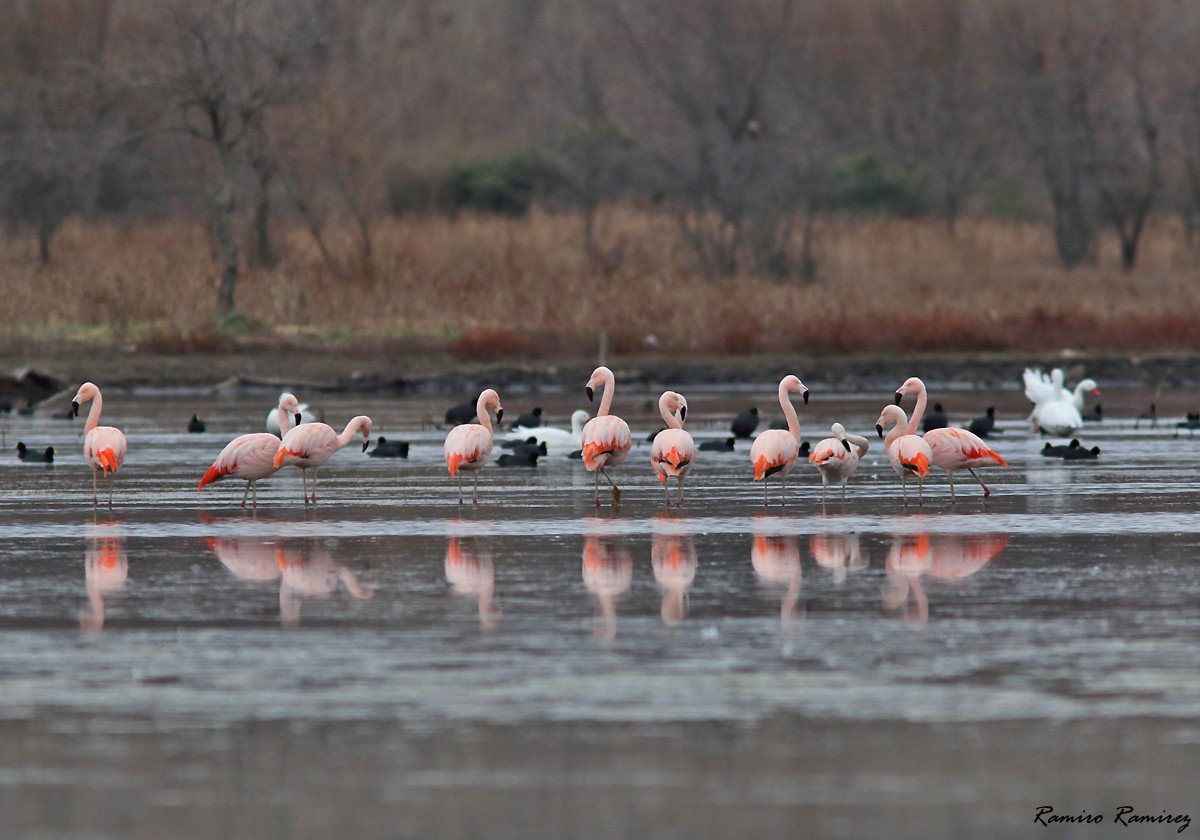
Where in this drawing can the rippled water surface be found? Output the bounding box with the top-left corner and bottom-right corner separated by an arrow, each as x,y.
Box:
1,387 -> 1197,839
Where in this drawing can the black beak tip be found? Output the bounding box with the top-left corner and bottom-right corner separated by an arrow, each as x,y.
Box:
496,408 -> 504,423
894,392 -> 902,405
71,401 -> 79,417
361,441 -> 369,452
294,412 -> 303,426
842,439 -> 852,452
680,406 -> 687,422
876,424 -> 884,438
586,387 -> 594,402
802,390 -> 810,405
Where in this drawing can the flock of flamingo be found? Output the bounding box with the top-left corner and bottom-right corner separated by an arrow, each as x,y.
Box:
53,365 -> 1029,510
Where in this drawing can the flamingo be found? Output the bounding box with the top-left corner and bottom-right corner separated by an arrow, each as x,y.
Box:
582,530 -> 633,640
198,393 -> 303,508
442,388 -> 503,504
276,540 -> 373,626
651,531 -> 697,625
749,375 -> 809,507
650,391 -> 696,507
809,422 -> 870,504
505,409 -> 590,456
445,535 -> 501,630
265,393 -> 316,436
581,366 -> 632,506
896,377 -> 1009,500
274,413 -> 373,505
876,404 -> 933,505
71,382 -> 128,509
809,534 -> 867,584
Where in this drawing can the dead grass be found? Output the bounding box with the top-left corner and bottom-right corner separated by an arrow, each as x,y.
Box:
4,209 -> 1200,356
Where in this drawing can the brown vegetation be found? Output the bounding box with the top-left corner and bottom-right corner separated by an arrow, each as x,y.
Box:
4,209 -> 1199,357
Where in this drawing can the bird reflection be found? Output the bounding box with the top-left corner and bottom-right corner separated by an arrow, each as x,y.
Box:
651,528 -> 697,626
445,535 -> 501,630
883,533 -> 1008,625
205,533 -> 373,626
82,521 -> 127,631
582,522 -> 632,641
750,520 -> 803,627
809,533 -> 867,584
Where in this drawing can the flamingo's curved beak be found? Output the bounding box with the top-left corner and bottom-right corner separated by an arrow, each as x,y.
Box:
802,390 -> 810,405
294,412 -> 303,426
842,439 -> 852,452
361,440 -> 369,452
586,387 -> 594,402
876,424 -> 884,438
71,401 -> 80,417
894,392 -> 903,405
496,408 -> 504,423
680,406 -> 687,422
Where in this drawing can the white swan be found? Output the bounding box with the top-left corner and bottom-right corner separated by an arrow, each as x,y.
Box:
266,393 -> 316,436
504,409 -> 590,455
1024,369 -> 1092,435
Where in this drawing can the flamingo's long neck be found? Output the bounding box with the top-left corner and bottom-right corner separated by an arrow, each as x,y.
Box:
336,417 -> 367,449
84,393 -> 103,436
907,382 -> 927,435
884,410 -> 909,452
846,433 -> 871,456
597,376 -> 615,417
275,404 -> 294,435
779,383 -> 801,442
659,396 -> 682,430
475,399 -> 494,433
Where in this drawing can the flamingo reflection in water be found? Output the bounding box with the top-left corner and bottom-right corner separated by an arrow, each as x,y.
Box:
582,521 -> 632,641
883,533 -> 1008,625
205,533 -> 373,626
445,535 -> 501,630
750,520 -> 803,629
81,521 -> 127,631
651,526 -> 697,626
809,533 -> 868,584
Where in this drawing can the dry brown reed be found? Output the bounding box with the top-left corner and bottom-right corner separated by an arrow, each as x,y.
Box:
4,208 -> 1200,357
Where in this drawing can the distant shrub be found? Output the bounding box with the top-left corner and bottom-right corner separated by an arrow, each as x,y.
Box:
829,154 -> 928,216
385,166 -> 441,216
446,151 -> 563,217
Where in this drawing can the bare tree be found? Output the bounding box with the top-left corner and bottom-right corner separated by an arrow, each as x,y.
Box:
147,0 -> 321,318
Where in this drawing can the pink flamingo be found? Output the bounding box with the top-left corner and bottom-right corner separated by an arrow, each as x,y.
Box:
876,404 -> 933,505
445,535 -> 501,630
442,388 -> 503,504
274,413 -> 373,505
809,422 -> 870,504
749,375 -> 809,507
582,366 -> 632,506
650,390 -> 696,507
651,528 -> 697,626
582,529 -> 633,640
71,382 -> 128,509
895,377 -> 1009,500
198,393 -> 303,508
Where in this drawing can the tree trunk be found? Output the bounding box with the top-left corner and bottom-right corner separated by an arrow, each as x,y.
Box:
37,223 -> 51,265
212,155 -> 239,318
253,161 -> 276,267
1050,189 -> 1093,268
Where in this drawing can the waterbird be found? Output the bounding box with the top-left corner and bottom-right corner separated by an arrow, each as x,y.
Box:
896,377 -> 1008,499
496,448 -> 541,467
922,402 -> 949,432
876,404 -> 932,506
1062,444 -> 1101,461
512,406 -> 543,429
505,409 -> 590,456
72,382 -> 127,509
1041,439 -> 1082,458
265,394 -> 316,436
749,375 -> 809,507
967,407 -> 998,438
1023,368 -> 1085,436
443,389 -> 503,503
444,393 -> 483,427
809,422 -> 870,504
15,442 -> 54,463
581,366 -> 632,507
650,391 -> 696,507
275,413 -> 374,506
730,407 -> 759,439
198,393 -> 303,508
698,437 -> 735,452
187,414 -> 206,433
367,437 -> 410,458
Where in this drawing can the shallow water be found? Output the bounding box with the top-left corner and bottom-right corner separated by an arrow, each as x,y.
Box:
1,388 -> 1198,839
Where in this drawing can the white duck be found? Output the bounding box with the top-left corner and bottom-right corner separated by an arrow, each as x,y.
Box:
504,409 -> 590,456
1024,369 -> 1083,436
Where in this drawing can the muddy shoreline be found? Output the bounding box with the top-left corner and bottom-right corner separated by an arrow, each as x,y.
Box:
5,340 -> 1200,400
